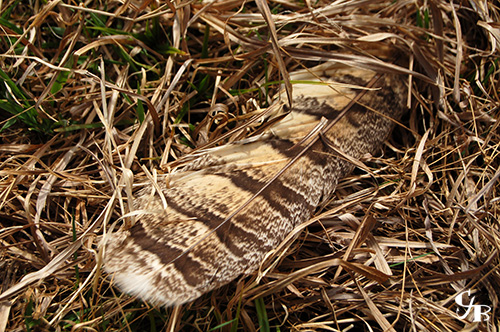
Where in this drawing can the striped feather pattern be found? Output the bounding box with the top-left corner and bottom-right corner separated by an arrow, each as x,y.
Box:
104,62 -> 407,306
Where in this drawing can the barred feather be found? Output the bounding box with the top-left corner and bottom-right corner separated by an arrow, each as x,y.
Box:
104,62 -> 407,306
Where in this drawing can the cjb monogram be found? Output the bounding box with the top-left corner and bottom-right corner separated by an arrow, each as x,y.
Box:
455,290 -> 491,322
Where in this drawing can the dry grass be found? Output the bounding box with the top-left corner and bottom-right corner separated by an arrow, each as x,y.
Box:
0,0 -> 499,331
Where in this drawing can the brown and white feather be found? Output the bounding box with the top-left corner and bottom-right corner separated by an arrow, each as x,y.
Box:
104,62 -> 407,306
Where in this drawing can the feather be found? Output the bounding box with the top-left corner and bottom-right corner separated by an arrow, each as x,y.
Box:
103,61 -> 407,306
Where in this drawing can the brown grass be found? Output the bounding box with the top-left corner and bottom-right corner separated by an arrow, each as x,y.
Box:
0,0 -> 499,331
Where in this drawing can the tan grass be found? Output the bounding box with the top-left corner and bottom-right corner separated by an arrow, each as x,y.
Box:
0,0 -> 499,331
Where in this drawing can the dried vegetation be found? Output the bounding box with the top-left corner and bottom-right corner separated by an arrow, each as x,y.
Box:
0,0 -> 499,331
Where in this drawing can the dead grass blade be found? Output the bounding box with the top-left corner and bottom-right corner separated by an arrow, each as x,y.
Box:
255,0 -> 292,106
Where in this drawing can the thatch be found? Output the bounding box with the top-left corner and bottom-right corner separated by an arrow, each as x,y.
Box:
0,0 -> 499,331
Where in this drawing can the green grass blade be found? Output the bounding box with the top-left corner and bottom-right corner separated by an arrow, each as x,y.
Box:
255,297 -> 270,332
